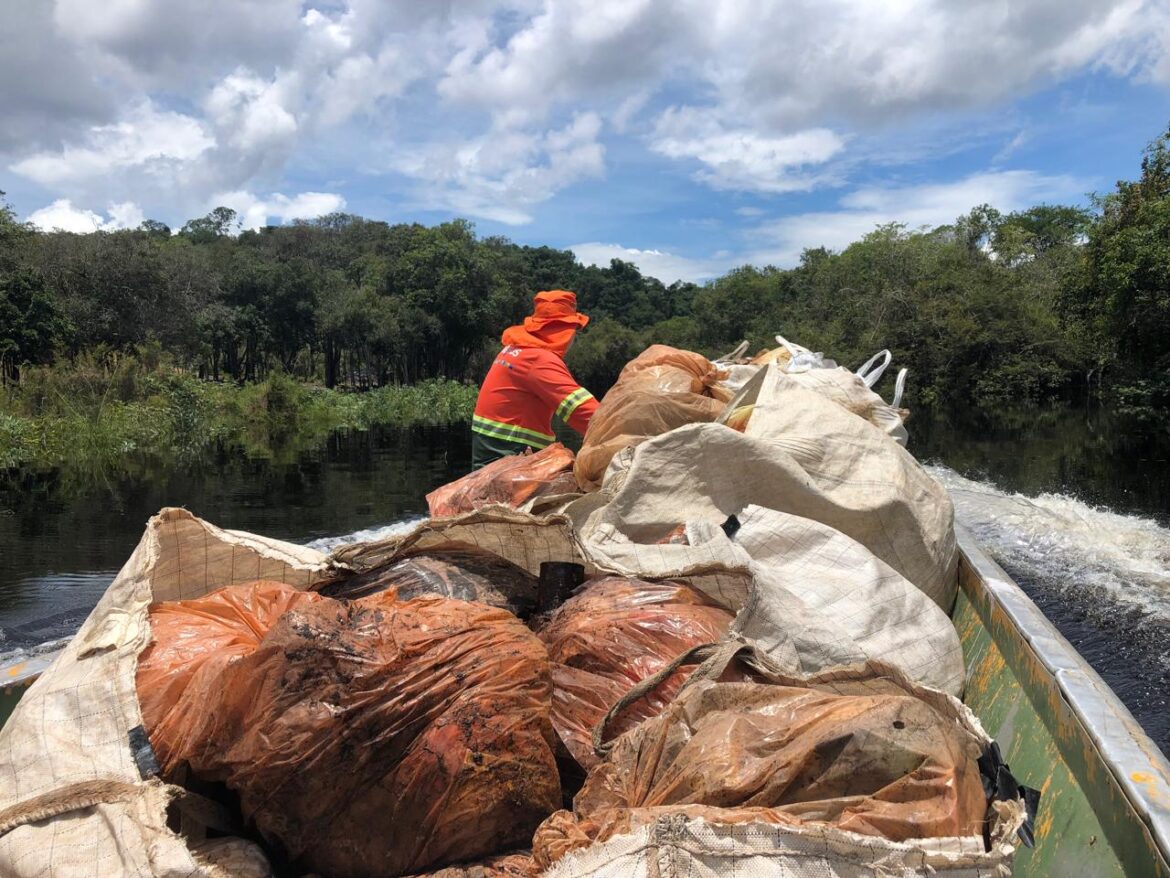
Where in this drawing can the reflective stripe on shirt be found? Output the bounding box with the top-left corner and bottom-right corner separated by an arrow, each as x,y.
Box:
555,386 -> 594,422
471,413 -> 554,449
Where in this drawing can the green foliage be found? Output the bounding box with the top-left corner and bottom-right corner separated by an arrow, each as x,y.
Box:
4,126 -> 1170,415
1076,125 -> 1170,387
565,318 -> 644,391
0,353 -> 476,470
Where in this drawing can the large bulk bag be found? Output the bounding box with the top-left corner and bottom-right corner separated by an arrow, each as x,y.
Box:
0,508 -> 329,878
426,442 -> 579,517
538,578 -> 739,769
573,365 -> 957,611
783,365 -> 909,445
533,645 -> 1025,878
574,346 -> 728,490
562,412 -> 964,695
330,506 -> 593,582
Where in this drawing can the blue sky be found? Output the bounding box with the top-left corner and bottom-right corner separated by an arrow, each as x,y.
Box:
3,0 -> 1169,282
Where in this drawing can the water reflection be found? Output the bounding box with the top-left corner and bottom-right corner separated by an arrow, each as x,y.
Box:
0,425 -> 472,647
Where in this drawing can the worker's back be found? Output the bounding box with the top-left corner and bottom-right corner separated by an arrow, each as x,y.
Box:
472,343 -> 595,468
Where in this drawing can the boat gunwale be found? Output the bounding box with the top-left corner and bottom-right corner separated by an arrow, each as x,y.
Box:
957,525 -> 1170,867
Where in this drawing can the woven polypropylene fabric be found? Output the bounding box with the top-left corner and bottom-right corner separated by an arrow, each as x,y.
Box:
543,812 -> 1021,878
0,508 -> 326,878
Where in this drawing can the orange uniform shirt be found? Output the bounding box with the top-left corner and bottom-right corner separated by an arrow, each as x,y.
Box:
472,345 -> 597,462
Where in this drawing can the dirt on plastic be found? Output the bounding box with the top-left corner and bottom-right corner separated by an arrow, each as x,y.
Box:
533,677 -> 988,870
538,577 -> 740,769
138,583 -> 560,878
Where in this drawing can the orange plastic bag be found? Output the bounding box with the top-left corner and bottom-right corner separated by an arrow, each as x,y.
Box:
575,347 -> 728,489
616,345 -> 724,394
182,592 -> 560,878
534,677 -> 987,868
136,579 -> 324,774
538,578 -> 737,769
427,443 -> 578,517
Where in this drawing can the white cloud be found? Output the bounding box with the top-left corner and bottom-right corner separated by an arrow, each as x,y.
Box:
572,242 -> 724,284
3,0 -> 1167,228
744,170 -> 1086,266
651,107 -> 846,193
212,190 -> 347,230
205,70 -> 299,153
11,101 -> 213,186
27,198 -> 145,233
395,113 -> 605,224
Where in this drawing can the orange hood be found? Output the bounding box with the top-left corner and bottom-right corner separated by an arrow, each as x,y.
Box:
500,290 -> 589,356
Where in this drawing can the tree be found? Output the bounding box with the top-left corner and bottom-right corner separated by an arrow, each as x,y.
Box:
0,271 -> 67,382
180,207 -> 240,243
1079,126 -> 1170,392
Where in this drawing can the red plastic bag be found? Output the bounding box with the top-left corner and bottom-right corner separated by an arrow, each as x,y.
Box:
427,443 -> 578,517
538,578 -> 737,769
136,579 -> 324,774
178,591 -> 560,878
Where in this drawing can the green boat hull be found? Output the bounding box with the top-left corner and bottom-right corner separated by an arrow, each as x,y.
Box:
2,532 -> 1169,875
956,529 -> 1170,876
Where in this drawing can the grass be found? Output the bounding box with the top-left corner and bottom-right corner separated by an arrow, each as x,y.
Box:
0,360 -> 478,472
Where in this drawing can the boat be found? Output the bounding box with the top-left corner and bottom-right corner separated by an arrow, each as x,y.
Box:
2,525 -> 1166,876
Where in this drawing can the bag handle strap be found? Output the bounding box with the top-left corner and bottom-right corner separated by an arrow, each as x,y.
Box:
890,368 -> 908,408
717,340 -> 750,362
855,350 -> 892,387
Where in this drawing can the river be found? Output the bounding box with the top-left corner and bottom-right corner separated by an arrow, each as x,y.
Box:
1,403 -> 1167,755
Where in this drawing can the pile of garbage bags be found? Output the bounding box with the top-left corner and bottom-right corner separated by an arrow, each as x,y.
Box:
533,646 -> 988,872
574,345 -> 730,489
0,340 -> 1030,878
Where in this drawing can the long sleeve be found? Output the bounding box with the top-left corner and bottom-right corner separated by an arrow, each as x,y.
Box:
529,353 -> 598,436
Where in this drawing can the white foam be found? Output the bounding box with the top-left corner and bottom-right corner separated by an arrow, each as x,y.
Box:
929,465 -> 1170,620
303,516 -> 426,553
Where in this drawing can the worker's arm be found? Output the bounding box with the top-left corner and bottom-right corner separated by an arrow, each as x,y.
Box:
530,353 -> 598,435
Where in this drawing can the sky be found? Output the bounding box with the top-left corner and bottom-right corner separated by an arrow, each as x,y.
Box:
3,0 -> 1170,283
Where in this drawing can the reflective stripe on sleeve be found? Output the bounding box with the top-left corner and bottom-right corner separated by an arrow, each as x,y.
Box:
555,387 -> 594,421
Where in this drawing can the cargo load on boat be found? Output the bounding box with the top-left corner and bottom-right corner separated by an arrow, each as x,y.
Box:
0,342 -> 1034,878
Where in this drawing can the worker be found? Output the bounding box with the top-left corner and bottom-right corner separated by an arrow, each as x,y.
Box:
471,289 -> 598,469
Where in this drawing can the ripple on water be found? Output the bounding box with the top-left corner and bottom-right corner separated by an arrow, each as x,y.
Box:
929,465 -> 1170,755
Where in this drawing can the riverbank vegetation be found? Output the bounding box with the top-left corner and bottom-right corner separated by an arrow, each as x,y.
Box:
0,355 -> 476,470
2,125 -> 1168,447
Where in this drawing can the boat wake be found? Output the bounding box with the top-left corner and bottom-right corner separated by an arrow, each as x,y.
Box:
929,464 -> 1170,754
302,516 -> 425,553
928,465 -> 1170,623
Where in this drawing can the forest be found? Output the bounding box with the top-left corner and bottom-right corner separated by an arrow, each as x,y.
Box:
2,127 -> 1169,415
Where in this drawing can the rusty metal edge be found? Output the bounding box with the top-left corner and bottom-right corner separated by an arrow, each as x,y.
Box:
957,525 -> 1170,867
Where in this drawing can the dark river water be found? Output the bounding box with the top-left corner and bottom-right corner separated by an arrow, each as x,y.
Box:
1,404 -> 1167,755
